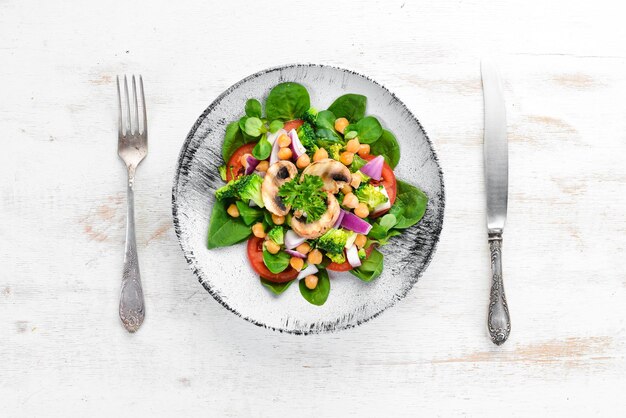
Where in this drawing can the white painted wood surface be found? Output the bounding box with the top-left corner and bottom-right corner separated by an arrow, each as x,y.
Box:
2,0 -> 625,416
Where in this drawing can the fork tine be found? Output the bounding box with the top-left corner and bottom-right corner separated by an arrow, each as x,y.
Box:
116,76 -> 123,137
132,75 -> 139,135
123,75 -> 131,136
139,75 -> 147,137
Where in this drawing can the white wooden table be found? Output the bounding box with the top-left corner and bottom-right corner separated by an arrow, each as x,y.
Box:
2,0 -> 625,416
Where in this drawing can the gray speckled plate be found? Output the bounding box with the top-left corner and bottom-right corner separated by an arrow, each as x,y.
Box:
172,64 -> 444,334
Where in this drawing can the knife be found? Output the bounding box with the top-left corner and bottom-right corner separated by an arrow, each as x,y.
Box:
481,60 -> 511,345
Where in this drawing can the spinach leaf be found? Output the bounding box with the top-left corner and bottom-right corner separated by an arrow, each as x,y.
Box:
370,129 -> 400,168
389,180 -> 428,229
261,278 -> 294,295
265,82 -> 310,121
245,99 -> 262,118
299,268 -> 330,306
316,110 -> 336,130
350,248 -> 383,282
207,200 -> 251,249
235,201 -> 263,225
244,117 -> 263,137
222,122 -> 245,162
269,120 -> 284,133
368,214 -> 398,240
252,134 -> 271,160
262,248 -> 290,274
315,128 -> 342,144
328,94 -> 367,122
218,165 -> 227,181
345,116 -> 383,144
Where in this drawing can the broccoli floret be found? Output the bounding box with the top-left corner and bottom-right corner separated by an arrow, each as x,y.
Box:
355,184 -> 388,210
317,228 -> 350,254
328,143 -> 343,161
297,122 -> 317,150
327,252 -> 345,264
358,248 -> 367,259
267,226 -> 284,245
301,107 -> 318,125
215,174 -> 264,208
218,165 -> 227,182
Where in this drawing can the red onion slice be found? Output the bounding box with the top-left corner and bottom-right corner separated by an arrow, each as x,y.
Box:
285,249 -> 306,259
297,264 -> 318,280
360,155 -> 384,181
340,211 -> 372,234
346,244 -> 361,268
284,230 -> 307,249
288,129 -> 307,160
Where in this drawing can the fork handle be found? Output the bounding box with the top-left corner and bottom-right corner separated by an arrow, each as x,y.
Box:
487,231 -> 510,345
119,181 -> 145,332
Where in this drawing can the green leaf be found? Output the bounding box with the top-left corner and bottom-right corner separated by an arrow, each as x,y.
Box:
350,249 -> 383,282
265,82 -> 311,121
261,278 -> 294,295
244,117 -> 263,137
328,94 -> 367,122
262,248 -> 290,274
222,122 -> 245,162
316,110 -> 336,130
299,269 -> 330,306
370,129 -> 400,168
344,130 -> 358,140
315,128 -> 342,144
207,201 -> 251,249
269,120 -> 284,133
252,134 -> 272,160
369,214 -> 398,240
345,116 -> 383,144
235,201 -> 263,226
389,180 -> 428,229
245,99 -> 262,118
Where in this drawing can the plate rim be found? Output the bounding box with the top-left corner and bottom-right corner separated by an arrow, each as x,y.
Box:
172,63 -> 445,335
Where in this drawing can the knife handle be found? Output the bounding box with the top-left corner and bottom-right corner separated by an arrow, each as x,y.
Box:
487,231 -> 510,345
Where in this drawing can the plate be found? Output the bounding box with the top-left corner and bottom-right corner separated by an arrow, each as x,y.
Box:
172,64 -> 444,334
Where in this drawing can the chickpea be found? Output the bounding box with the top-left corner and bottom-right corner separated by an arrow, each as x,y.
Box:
357,144 -> 370,157
278,147 -> 293,160
350,172 -> 362,189
304,274 -> 319,290
342,192 -> 359,209
277,134 -> 291,148
272,214 -> 285,225
226,203 -> 239,218
334,117 -> 349,134
296,242 -> 311,254
342,184 -> 353,194
354,234 -> 367,249
290,257 -> 304,271
256,160 -> 269,172
265,239 -> 281,254
313,147 -> 328,162
252,222 -> 266,238
307,249 -> 323,265
340,151 -> 354,166
354,202 -> 369,218
296,154 -> 311,169
346,138 -> 361,153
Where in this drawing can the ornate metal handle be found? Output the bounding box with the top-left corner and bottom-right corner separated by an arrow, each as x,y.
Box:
119,181 -> 145,332
487,231 -> 510,345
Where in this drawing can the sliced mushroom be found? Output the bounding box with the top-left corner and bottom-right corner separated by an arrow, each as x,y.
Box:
290,192 -> 340,239
262,160 -> 297,216
301,158 -> 351,193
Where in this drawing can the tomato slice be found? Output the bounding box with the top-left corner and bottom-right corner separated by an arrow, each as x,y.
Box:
247,237 -> 299,283
283,119 -> 304,132
363,154 -> 397,218
327,245 -> 374,272
225,143 -> 257,182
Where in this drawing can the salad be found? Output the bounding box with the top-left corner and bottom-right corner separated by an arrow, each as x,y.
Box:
207,82 -> 428,306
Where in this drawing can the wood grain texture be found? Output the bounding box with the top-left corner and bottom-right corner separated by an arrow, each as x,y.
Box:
2,0 -> 626,416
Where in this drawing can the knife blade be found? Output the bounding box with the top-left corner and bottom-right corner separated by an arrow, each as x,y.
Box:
481,59 -> 511,345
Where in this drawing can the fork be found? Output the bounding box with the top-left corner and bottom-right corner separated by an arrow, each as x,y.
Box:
117,75 -> 147,332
